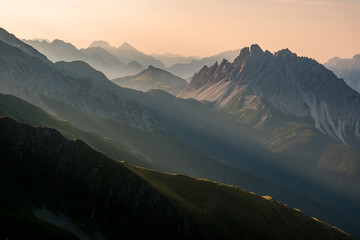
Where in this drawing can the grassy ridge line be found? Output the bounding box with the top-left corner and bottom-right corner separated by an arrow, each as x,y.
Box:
127,164 -> 353,240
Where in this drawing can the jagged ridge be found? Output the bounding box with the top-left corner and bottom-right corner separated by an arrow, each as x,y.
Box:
179,44 -> 360,146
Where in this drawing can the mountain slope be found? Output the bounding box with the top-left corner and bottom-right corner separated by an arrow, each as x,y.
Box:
3,92 -> 356,238
89,41 -> 166,69
0,117 -> 199,240
325,54 -> 360,93
0,92 -> 298,209
0,28 -> 51,65
0,117 -> 353,240
113,65 -> 187,95
0,93 -> 154,169
0,39 -> 158,131
179,44 -> 360,147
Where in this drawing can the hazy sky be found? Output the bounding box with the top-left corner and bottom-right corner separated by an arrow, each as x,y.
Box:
1,0 -> 359,62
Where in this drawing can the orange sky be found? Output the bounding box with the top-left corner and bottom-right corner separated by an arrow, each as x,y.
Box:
1,0 -> 359,63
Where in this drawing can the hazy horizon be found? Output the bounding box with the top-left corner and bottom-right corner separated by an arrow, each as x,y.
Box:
1,0 -> 359,63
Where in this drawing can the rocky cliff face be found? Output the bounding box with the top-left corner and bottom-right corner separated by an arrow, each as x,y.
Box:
179,45 -> 360,146
0,40 -> 158,131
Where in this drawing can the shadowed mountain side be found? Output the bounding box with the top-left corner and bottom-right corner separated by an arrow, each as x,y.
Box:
0,117 -> 200,240
122,89 -> 360,237
1,93 -> 356,236
0,93 -> 305,207
113,66 -> 187,95
0,117 -> 353,240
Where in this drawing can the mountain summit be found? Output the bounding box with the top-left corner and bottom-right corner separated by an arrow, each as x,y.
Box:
179,44 -> 360,146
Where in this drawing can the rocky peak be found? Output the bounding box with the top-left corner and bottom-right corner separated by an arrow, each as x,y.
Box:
250,44 -> 263,56
233,46 -> 250,65
274,48 -> 297,59
180,44 -> 360,146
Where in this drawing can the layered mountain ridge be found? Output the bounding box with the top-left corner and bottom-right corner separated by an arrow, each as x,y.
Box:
24,39 -> 144,78
0,39 -> 158,131
89,40 -> 166,69
1,27 -> 360,238
179,44 -> 360,146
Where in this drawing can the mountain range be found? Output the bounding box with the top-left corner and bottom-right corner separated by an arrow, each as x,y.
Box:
0,38 -> 157,131
25,37 -> 241,81
1,27 -> 360,238
179,44 -> 360,147
150,52 -> 200,68
325,54 -> 360,93
23,39 -> 144,78
89,40 -> 165,69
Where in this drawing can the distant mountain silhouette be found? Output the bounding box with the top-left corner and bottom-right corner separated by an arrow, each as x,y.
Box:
113,65 -> 187,95
151,52 -> 200,68
89,40 -> 166,69
325,54 -> 360,93
24,39 -> 144,78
